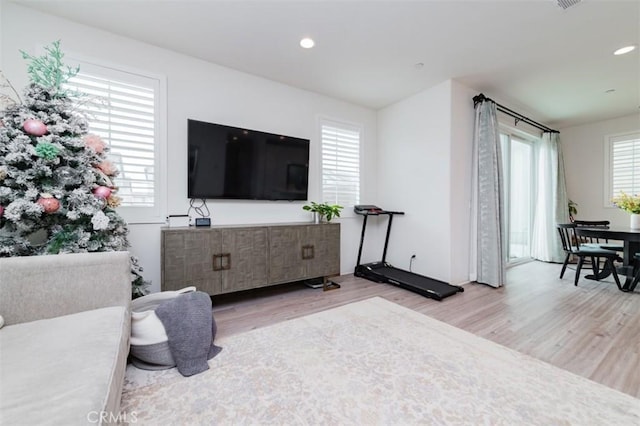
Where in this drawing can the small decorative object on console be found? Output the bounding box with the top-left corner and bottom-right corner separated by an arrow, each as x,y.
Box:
195,217 -> 211,227
302,201 -> 343,223
167,215 -> 190,227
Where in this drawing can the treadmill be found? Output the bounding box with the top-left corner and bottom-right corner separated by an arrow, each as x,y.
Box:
354,205 -> 464,301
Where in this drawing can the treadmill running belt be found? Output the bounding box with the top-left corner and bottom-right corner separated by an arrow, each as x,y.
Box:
373,266 -> 460,300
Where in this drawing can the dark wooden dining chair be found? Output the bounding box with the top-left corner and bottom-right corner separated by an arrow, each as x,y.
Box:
573,220 -> 624,252
557,223 -> 622,288
631,253 -> 640,292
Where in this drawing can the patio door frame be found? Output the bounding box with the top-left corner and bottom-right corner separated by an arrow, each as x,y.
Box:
500,126 -> 539,265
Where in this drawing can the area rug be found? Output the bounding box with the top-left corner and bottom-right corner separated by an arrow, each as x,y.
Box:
120,297 -> 640,425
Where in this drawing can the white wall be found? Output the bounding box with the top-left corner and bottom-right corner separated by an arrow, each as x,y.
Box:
1,2 -> 378,292
562,113 -> 640,228
449,80 -> 476,285
376,79 -> 475,285
0,2 -> 3,66
377,81 -> 453,281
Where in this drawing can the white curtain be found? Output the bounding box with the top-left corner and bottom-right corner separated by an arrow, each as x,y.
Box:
470,100 -> 506,287
531,132 -> 569,262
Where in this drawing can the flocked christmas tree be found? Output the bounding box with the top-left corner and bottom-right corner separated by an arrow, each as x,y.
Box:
0,41 -> 149,297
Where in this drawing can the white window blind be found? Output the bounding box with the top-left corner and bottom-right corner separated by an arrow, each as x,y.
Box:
63,60 -> 166,224
611,134 -> 640,197
66,72 -> 156,207
321,120 -> 361,207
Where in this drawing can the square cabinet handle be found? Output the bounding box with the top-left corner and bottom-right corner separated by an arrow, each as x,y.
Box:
213,253 -> 232,270
301,244 -> 315,260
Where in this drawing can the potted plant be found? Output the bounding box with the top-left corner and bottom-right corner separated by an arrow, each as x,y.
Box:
612,192 -> 640,229
568,200 -> 578,222
302,202 -> 343,223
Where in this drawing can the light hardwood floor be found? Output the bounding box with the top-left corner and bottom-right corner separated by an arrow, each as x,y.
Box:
211,260 -> 640,398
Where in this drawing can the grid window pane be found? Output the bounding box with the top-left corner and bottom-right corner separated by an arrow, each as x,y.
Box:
65,72 -> 157,208
611,136 -> 640,197
321,121 -> 361,207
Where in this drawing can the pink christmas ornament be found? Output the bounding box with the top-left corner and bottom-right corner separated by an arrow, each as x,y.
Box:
96,160 -> 117,176
0,205 -> 3,218
23,119 -> 48,136
83,134 -> 106,154
37,196 -> 60,213
93,186 -> 112,199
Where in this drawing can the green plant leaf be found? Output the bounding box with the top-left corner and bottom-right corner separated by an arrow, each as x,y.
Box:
20,40 -> 79,96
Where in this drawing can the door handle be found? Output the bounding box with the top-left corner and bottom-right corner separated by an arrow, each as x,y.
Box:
213,253 -> 232,270
221,253 -> 231,270
213,254 -> 224,271
301,244 -> 315,260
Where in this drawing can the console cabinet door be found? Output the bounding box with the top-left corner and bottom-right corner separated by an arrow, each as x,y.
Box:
303,223 -> 340,279
219,227 -> 269,294
269,226 -> 305,284
162,229 -> 221,294
162,230 -> 186,291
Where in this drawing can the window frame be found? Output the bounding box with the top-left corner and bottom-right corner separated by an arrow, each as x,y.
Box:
65,56 -> 168,224
317,117 -> 363,215
603,131 -> 640,208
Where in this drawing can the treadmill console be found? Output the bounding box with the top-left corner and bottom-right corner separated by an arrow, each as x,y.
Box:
354,205 -> 405,216
354,205 -> 383,215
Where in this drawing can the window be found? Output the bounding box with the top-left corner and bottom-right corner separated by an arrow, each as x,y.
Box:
64,61 -> 166,223
605,131 -> 640,205
320,119 -> 361,207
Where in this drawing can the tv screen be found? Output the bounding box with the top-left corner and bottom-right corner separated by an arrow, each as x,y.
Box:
187,119 -> 310,201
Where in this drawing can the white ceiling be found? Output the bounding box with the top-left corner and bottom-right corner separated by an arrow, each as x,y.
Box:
11,0 -> 640,129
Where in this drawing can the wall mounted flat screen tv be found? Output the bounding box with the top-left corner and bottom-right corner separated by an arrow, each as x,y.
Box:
188,119 -> 310,201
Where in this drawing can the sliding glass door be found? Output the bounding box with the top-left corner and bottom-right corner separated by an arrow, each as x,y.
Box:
500,133 -> 535,263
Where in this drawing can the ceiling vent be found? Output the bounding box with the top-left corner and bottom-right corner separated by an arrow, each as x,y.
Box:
556,0 -> 582,10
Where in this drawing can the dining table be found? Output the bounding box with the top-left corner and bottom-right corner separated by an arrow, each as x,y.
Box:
574,226 -> 640,292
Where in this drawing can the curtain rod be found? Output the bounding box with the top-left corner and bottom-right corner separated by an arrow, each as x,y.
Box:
473,93 -> 559,134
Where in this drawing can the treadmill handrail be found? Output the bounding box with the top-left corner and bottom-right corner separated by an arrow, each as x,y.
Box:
354,205 -> 405,266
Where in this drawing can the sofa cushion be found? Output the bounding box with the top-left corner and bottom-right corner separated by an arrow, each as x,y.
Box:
0,306 -> 129,425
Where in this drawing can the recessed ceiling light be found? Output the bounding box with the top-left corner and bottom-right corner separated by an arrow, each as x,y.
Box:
300,38 -> 315,49
614,45 -> 636,55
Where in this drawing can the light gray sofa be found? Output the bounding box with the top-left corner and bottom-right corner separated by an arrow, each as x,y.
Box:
0,251 -> 131,425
